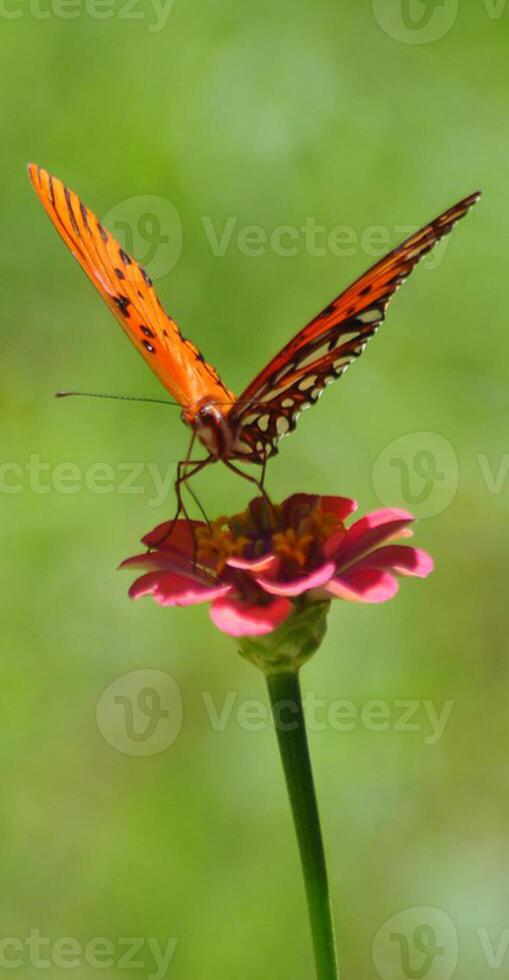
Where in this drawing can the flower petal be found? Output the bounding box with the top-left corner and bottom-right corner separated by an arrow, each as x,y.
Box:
320,495 -> 358,521
209,595 -> 292,637
350,545 -> 434,579
255,561 -> 336,597
334,509 -> 416,568
128,571 -> 163,599
281,493 -> 357,530
281,493 -> 320,526
121,551 -> 189,572
120,551 -> 217,585
323,529 -> 347,559
326,568 -> 399,604
227,553 -> 278,573
129,570 -> 231,606
142,520 -> 205,557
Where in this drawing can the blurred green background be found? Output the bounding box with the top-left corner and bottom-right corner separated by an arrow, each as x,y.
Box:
2,2 -> 508,977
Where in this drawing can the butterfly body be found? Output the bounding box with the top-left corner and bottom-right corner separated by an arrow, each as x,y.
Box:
188,398 -> 237,460
28,164 -> 480,483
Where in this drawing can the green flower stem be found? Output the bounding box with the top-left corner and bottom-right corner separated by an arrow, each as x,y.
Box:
266,669 -> 340,980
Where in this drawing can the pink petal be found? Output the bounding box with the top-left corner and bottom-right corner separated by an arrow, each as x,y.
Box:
142,520 -> 205,557
128,571 -> 163,599
323,529 -> 347,559
227,553 -> 278,573
210,595 -> 292,637
120,550 -> 216,584
121,551 -> 190,572
255,561 -> 336,597
320,495 -> 358,521
350,546 -> 434,579
129,570 -> 231,607
327,568 -> 399,604
334,509 -> 416,568
281,493 -> 357,529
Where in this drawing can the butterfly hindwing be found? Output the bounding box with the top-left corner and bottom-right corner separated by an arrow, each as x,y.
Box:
231,191 -> 480,461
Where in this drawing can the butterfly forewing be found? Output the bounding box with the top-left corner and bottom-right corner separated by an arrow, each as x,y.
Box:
231,191 -> 480,461
28,164 -> 234,413
30,166 -> 479,470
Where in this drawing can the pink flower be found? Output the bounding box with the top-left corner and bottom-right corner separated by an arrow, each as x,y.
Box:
121,494 -> 433,638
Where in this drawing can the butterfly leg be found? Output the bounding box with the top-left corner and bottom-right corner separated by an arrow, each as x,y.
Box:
224,459 -> 275,515
148,452 -> 212,551
168,432 -> 202,528
176,455 -> 215,567
181,469 -> 211,527
174,456 -> 212,519
259,452 -> 268,491
176,456 -> 214,527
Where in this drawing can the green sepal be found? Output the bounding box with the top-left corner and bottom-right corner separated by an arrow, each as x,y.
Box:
237,600 -> 331,674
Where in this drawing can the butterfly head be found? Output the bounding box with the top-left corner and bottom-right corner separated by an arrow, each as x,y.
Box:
191,400 -> 235,460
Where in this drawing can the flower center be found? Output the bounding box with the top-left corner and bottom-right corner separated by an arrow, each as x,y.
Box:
272,507 -> 343,572
195,502 -> 344,579
195,519 -> 249,576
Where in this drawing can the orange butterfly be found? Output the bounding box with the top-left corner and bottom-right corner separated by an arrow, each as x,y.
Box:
29,164 -> 480,500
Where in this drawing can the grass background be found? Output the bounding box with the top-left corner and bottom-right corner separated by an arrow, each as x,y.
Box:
2,1 -> 508,976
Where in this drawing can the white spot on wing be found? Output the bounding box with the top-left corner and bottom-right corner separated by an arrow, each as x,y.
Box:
298,375 -> 317,392
333,357 -> 347,371
357,308 -> 380,324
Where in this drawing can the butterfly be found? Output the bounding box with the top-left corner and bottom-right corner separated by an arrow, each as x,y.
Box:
29,164 -> 480,499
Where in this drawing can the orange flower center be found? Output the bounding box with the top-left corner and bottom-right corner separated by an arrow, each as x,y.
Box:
195,519 -> 249,576
194,503 -> 344,578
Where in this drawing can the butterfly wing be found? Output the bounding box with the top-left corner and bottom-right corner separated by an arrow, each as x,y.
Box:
28,164 -> 234,412
231,192 -> 480,461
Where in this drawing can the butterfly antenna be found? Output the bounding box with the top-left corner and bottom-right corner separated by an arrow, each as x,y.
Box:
55,390 -> 181,407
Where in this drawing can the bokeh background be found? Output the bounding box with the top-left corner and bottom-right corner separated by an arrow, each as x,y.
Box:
2,2 -> 508,977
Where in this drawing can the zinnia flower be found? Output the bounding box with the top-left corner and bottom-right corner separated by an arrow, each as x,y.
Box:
121,494 -> 433,639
